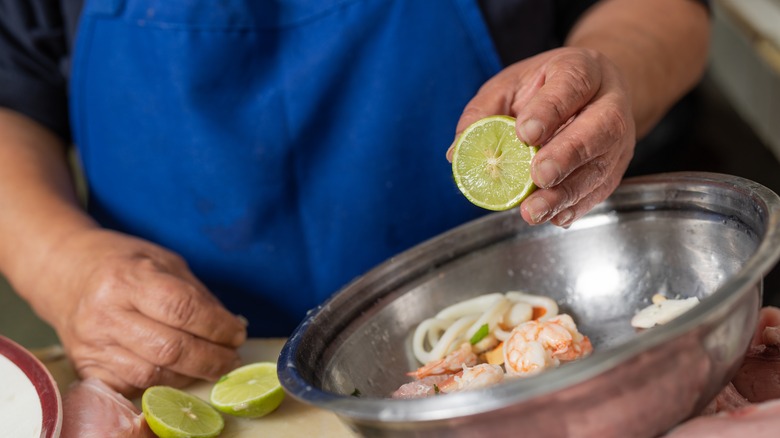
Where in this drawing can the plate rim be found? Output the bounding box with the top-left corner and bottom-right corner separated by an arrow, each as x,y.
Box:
0,335 -> 63,438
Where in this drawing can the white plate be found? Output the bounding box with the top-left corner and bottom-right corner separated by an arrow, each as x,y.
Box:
0,335 -> 62,437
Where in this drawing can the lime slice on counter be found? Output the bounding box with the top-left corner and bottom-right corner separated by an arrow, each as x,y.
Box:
142,386 -> 224,438
209,362 -> 285,418
452,115 -> 538,211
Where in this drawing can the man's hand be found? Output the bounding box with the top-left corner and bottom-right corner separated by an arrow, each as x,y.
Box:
449,0 -> 709,227
40,229 -> 247,396
450,47 -> 635,227
0,110 -> 247,397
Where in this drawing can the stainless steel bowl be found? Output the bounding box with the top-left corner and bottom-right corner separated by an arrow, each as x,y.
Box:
278,172 -> 780,437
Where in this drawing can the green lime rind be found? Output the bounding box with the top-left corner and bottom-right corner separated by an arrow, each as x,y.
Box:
209,362 -> 285,419
452,115 -> 538,211
142,386 -> 224,438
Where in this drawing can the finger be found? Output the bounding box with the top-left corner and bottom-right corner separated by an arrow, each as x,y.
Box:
521,152 -> 618,224
76,345 -> 195,393
548,181 -> 616,228
521,145 -> 631,226
132,272 -> 246,347
549,147 -> 633,228
78,365 -> 140,397
520,156 -> 609,225
112,310 -> 241,381
513,52 -> 601,147
529,96 -> 630,189
446,93 -> 511,162
446,72 -> 541,162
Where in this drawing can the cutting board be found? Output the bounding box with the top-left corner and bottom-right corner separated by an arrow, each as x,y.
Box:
44,339 -> 356,438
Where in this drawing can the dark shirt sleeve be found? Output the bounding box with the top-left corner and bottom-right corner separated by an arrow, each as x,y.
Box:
481,0 -> 710,67
0,0 -> 74,141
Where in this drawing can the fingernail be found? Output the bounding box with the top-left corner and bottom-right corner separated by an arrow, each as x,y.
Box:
526,197 -> 551,224
535,159 -> 562,188
237,314 -> 249,326
555,209 -> 574,227
446,141 -> 455,162
518,119 -> 544,145
233,329 -> 247,346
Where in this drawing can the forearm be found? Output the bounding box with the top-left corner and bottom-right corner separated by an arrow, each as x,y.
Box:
0,109 -> 97,317
566,0 -> 710,137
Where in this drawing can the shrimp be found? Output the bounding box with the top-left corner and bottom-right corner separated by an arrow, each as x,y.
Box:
391,375 -> 451,399
503,314 -> 592,377
408,342 -> 477,379
439,363 -> 505,393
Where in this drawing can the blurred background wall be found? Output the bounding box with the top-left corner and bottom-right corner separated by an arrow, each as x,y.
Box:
2,0 -> 780,348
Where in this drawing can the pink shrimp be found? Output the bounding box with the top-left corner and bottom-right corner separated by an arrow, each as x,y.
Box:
393,363 -> 505,399
438,363 -> 505,393
391,375 -> 451,399
408,342 -> 477,380
503,314 -> 592,377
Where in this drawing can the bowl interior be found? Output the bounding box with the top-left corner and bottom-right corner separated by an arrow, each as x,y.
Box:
283,172 -> 780,406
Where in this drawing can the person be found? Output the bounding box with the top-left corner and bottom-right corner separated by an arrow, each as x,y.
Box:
0,0 -> 710,395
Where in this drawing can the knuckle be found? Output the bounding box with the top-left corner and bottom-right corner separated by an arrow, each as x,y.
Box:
598,102 -> 630,141
162,291 -> 198,328
590,157 -> 611,183
557,135 -> 590,169
130,363 -> 159,388
137,256 -> 167,273
560,66 -> 594,103
539,92 -> 569,122
164,252 -> 189,272
154,336 -> 185,367
556,180 -> 579,208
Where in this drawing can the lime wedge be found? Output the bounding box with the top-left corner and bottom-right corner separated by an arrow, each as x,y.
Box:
142,386 -> 224,438
209,362 -> 285,418
452,115 -> 538,211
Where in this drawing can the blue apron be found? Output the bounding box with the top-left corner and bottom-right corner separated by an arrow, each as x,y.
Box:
70,0 -> 504,336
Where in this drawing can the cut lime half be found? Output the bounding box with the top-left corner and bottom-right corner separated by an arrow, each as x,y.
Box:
209,362 -> 285,418
452,115 -> 538,211
142,386 -> 224,438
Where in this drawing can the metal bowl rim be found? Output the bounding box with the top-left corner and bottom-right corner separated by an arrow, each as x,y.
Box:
278,171 -> 780,422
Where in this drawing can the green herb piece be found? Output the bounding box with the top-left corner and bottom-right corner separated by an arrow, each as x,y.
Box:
469,323 -> 490,345
351,388 -> 361,398
433,384 -> 440,395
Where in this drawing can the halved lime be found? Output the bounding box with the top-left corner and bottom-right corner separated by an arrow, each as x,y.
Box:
209,362 -> 285,418
142,386 -> 224,438
452,115 -> 538,211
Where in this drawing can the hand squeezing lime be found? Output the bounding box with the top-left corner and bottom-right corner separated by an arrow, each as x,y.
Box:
451,115 -> 538,211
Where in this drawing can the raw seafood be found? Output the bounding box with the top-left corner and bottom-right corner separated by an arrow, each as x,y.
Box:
408,342 -> 477,380
665,399 -> 780,437
411,292 -> 559,365
665,307 -> 780,437
391,375 -> 451,399
396,292 -> 591,398
631,295 -> 700,329
503,314 -> 593,377
61,378 -> 154,438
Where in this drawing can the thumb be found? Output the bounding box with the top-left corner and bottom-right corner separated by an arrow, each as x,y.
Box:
447,88 -> 512,162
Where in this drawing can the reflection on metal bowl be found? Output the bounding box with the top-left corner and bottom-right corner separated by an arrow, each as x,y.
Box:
278,172 -> 780,437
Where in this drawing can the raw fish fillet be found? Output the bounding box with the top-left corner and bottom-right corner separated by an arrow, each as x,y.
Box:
700,383 -> 750,415
666,307 -> 780,436
664,399 -> 780,437
61,378 -> 154,438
